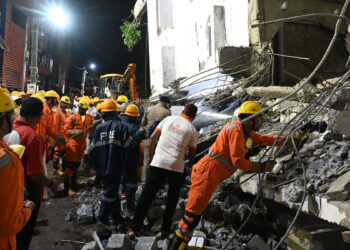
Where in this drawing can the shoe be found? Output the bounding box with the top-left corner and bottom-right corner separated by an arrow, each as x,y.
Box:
68,189 -> 76,198
97,220 -> 116,231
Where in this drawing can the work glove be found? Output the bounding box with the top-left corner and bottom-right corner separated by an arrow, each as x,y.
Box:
70,129 -> 84,136
250,160 -> 276,173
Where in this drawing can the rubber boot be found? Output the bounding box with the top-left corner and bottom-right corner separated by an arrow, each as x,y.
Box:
170,230 -> 192,250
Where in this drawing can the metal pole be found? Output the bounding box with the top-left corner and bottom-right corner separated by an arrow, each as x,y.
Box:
22,21 -> 29,91
30,0 -> 38,86
81,67 -> 87,95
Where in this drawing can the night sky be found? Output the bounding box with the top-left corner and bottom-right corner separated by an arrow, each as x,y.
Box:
66,0 -> 149,97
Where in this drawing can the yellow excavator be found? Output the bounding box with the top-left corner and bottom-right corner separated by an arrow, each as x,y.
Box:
97,63 -> 138,100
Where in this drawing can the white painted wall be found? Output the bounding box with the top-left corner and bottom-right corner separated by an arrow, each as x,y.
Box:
147,0 -> 250,95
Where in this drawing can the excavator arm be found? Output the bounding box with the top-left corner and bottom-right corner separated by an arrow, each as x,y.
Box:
122,63 -> 138,101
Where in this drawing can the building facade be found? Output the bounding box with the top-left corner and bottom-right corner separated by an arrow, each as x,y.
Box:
146,0 -> 249,95
0,0 -> 67,92
145,0 -> 349,94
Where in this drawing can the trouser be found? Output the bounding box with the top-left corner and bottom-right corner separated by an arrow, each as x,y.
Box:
176,155 -> 234,246
82,136 -> 92,170
53,146 -> 65,170
63,161 -> 80,191
131,166 -> 185,232
122,159 -> 139,212
141,139 -> 150,182
99,175 -> 122,224
16,186 -> 41,250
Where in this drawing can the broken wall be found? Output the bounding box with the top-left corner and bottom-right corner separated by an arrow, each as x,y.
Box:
249,0 -> 349,85
147,0 -> 250,96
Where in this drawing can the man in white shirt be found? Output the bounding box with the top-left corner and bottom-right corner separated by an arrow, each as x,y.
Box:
128,104 -> 198,239
104,82 -> 112,98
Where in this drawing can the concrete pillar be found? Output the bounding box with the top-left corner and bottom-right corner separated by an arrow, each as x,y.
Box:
249,0 -> 266,45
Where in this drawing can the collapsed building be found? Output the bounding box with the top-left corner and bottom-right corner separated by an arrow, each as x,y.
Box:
45,0 -> 350,249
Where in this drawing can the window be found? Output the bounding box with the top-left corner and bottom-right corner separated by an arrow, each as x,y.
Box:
156,0 -> 173,35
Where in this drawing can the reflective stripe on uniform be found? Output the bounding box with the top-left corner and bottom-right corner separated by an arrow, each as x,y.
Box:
0,153 -> 13,170
93,136 -> 133,149
102,195 -> 117,202
225,124 -> 237,132
208,149 -> 237,171
124,137 -> 132,148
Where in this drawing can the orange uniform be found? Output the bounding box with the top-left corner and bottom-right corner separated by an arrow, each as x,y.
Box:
64,113 -> 94,162
0,140 -> 32,249
36,103 -> 57,152
179,121 -> 284,235
53,107 -> 68,155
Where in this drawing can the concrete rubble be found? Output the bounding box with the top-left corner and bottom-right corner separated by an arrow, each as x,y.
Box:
58,75 -> 350,249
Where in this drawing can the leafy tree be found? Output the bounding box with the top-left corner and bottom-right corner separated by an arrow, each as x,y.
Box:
120,19 -> 142,52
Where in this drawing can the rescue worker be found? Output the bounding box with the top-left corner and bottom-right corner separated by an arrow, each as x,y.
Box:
128,104 -> 198,239
89,99 -> 135,230
117,95 -> 128,106
36,90 -> 65,160
119,102 -> 130,119
87,97 -> 102,118
141,96 -> 171,182
0,88 -> 34,250
173,101 -> 286,249
6,97 -> 58,250
52,96 -> 71,175
121,104 -> 158,216
64,99 -> 97,197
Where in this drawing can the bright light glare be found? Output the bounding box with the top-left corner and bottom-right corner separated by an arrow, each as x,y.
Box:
90,63 -> 96,70
48,7 -> 68,28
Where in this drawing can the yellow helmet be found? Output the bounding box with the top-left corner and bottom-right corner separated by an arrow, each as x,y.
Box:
117,95 -> 128,103
45,90 -> 59,99
19,92 -> 27,98
0,88 -> 15,113
125,104 -> 140,117
31,94 -> 44,102
96,103 -> 103,111
89,97 -> 94,105
9,145 -> 26,158
78,99 -> 90,109
93,97 -> 101,103
11,91 -> 19,96
60,96 -> 70,104
100,99 -> 118,112
38,90 -> 46,97
26,90 -> 34,95
239,101 -> 263,115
